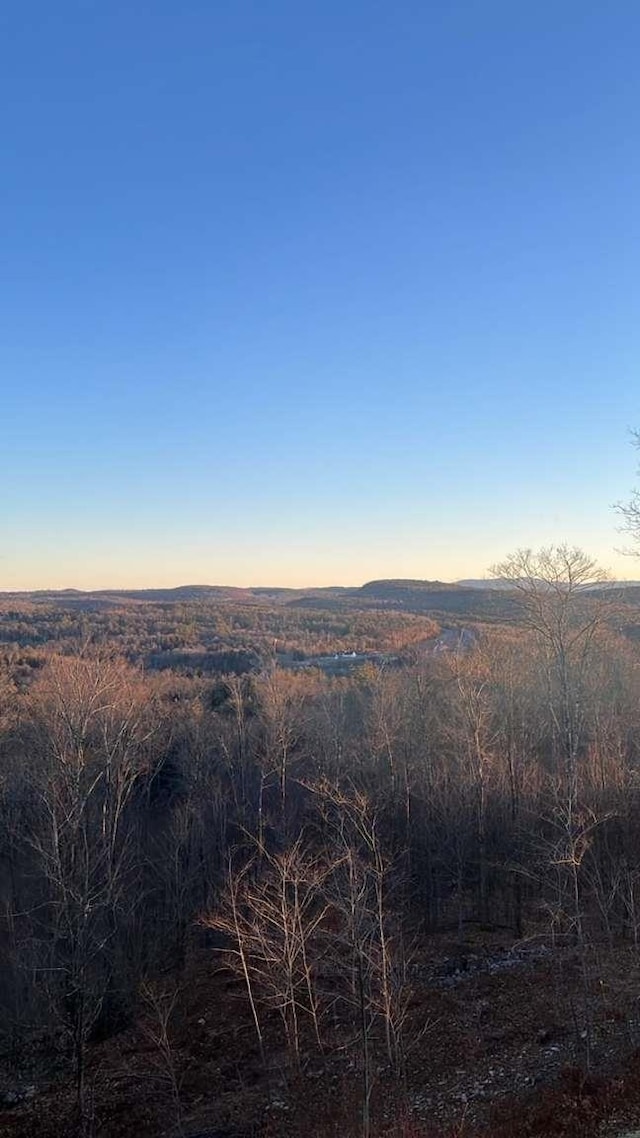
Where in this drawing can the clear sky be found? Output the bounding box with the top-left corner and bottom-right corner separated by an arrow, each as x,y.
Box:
2,1 -> 639,589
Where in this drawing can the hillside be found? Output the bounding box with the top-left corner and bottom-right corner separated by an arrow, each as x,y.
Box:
5,578 -> 640,634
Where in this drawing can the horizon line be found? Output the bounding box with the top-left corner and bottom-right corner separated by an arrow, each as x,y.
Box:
3,576 -> 640,595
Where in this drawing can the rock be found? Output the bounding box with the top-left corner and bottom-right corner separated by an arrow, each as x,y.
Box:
267,1099 -> 289,1113
0,1086 -> 36,1109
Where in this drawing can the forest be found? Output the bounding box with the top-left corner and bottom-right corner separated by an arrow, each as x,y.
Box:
4,550 -> 640,1137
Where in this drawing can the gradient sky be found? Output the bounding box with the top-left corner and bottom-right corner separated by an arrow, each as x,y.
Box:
2,1 -> 639,589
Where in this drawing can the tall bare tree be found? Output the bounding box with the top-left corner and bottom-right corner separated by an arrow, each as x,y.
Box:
492,545 -> 610,796
23,654 -> 155,1132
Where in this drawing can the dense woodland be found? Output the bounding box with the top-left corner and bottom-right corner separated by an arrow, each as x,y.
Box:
4,554 -> 640,1136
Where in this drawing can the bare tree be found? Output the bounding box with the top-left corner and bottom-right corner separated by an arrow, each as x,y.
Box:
314,783 -> 413,1079
254,670 -> 308,840
442,645 -> 500,924
491,545 -> 611,797
22,654 -> 155,1132
203,837 -> 331,1067
140,978 -> 186,1136
617,430 -> 640,550
491,548 -> 617,1065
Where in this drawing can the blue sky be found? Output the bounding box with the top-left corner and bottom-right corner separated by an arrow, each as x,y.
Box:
2,0 -> 639,588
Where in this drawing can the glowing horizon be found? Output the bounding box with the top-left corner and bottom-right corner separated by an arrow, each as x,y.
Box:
2,536 -> 636,594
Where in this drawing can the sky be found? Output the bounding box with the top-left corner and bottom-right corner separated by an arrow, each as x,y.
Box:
2,0 -> 639,589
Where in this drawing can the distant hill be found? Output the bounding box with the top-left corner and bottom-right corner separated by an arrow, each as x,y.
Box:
3,585 -> 270,607
99,585 -> 256,603
354,579 -> 519,620
2,584 -> 355,606
285,579 -> 519,621
5,579 -> 640,626
360,579 -> 461,595
456,578 -> 515,590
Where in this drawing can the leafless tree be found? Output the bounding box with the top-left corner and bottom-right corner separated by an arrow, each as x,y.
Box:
203,837 -> 331,1067
617,430 -> 640,551
140,978 -> 185,1136
22,654 -> 155,1132
253,670 -> 310,840
492,545 -> 611,801
313,783 -> 413,1084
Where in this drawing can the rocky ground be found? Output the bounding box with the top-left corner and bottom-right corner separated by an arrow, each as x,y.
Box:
4,929 -> 640,1137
